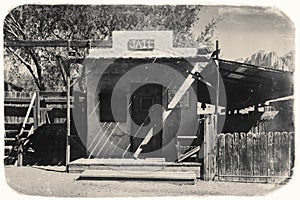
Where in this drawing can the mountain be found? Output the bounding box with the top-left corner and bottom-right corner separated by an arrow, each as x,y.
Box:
236,50 -> 295,72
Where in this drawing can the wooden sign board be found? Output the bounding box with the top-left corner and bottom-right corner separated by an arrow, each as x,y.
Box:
128,39 -> 155,51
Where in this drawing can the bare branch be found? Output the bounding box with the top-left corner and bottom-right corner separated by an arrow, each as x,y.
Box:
7,13 -> 27,40
26,48 -> 45,90
56,55 -> 67,86
4,26 -> 19,39
6,47 -> 41,89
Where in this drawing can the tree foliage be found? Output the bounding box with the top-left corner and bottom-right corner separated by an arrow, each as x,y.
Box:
4,5 -> 219,91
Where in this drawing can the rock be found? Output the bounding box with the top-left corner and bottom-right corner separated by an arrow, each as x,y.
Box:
242,50 -> 294,71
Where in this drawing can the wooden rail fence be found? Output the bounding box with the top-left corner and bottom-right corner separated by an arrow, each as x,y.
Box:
4,91 -> 85,125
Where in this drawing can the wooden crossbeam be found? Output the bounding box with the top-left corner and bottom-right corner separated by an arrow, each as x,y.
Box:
4,40 -> 112,48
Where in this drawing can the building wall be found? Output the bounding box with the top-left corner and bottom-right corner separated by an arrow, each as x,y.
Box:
85,58 -> 199,160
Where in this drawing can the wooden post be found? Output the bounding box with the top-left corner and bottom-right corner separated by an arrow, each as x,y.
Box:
34,91 -> 40,129
66,41 -> 71,172
17,139 -> 23,167
214,40 -> 220,127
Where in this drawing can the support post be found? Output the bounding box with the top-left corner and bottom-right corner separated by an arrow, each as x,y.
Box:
17,139 -> 23,167
215,40 -> 220,123
213,40 -> 220,180
66,41 -> 71,172
34,91 -> 40,129
203,41 -> 220,181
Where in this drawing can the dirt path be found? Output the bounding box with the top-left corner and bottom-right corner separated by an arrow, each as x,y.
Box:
5,166 -> 281,197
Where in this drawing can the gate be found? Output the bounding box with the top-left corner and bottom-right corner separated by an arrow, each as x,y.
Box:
215,131 -> 294,183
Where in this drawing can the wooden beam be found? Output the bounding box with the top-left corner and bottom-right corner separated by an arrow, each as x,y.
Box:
33,92 -> 40,129
178,146 -> 200,162
66,74 -> 71,172
4,40 -> 112,48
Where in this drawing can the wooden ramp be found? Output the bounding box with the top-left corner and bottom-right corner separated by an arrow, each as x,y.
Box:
78,169 -> 196,184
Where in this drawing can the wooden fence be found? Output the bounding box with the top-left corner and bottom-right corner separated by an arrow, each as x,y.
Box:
215,131 -> 294,183
4,91 -> 85,125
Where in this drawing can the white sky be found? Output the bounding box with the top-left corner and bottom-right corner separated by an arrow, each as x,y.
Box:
192,5 -> 295,60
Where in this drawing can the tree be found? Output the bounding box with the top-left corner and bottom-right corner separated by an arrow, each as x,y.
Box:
4,5 -> 219,91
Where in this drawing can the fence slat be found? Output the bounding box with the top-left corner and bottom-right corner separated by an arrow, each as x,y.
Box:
274,132 -> 282,177
217,133 -> 225,181
240,132 -> 247,182
289,132 -> 295,177
260,132 -> 268,180
247,132 -> 254,183
253,132 -> 261,182
281,132 -> 289,177
224,133 -> 233,182
232,132 -> 240,181
267,132 -> 274,183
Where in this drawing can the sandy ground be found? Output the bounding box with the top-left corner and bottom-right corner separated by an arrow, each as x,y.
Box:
4,165 -> 283,197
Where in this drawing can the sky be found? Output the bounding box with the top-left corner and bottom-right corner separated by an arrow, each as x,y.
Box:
192,5 -> 295,60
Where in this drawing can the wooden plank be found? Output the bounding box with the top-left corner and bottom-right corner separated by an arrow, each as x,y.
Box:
281,132 -> 289,177
246,132 -> 254,183
232,132 -> 240,182
66,75 -> 71,172
34,92 -> 40,129
39,91 -> 67,97
217,133 -> 225,181
217,174 -> 291,178
209,119 -> 218,180
240,132 -> 247,182
224,133 -> 233,182
4,40 -> 112,48
274,132 -> 282,178
260,132 -> 268,180
177,136 -> 198,139
18,93 -> 36,137
4,98 -> 32,104
253,132 -> 262,182
267,132 -> 275,183
79,170 -> 196,182
289,132 -> 295,177
178,146 -> 200,162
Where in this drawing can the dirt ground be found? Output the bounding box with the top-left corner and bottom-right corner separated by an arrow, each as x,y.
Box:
4,165 -> 283,197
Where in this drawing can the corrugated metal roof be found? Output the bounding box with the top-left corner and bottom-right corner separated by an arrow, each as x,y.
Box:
218,59 -> 293,110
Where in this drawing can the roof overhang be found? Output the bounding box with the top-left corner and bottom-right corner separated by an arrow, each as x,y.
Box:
218,59 -> 293,110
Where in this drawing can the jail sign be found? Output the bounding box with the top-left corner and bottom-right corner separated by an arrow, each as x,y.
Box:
128,39 -> 155,51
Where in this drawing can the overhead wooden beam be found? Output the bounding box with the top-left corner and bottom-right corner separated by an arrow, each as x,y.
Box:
4,40 -> 112,48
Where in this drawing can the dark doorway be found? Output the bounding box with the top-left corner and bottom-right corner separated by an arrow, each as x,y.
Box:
130,83 -> 163,157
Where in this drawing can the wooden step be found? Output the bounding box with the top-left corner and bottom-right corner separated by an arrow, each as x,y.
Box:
78,169 -> 196,183
70,158 -> 201,166
69,158 -> 201,178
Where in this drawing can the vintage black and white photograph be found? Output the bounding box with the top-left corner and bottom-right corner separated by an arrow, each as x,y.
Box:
1,2 -> 296,198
